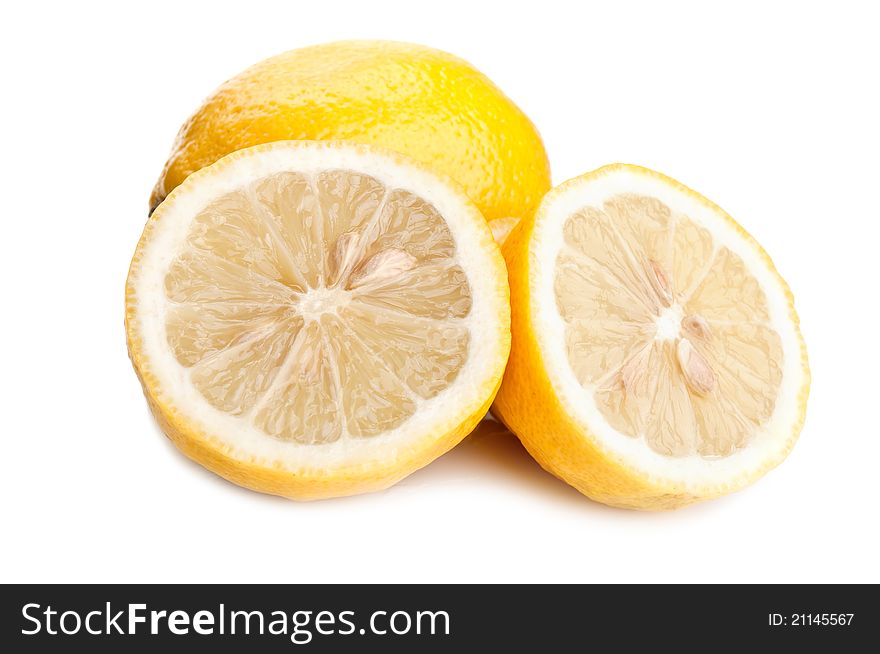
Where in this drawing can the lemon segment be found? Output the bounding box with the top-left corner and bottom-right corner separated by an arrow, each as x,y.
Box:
488,217 -> 520,245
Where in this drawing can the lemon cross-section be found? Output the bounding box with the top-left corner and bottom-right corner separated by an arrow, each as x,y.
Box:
164,169 -> 472,443
557,194 -> 784,459
493,163 -> 809,509
126,141 -> 510,500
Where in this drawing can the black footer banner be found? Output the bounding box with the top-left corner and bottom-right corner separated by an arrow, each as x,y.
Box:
1,584 -> 875,651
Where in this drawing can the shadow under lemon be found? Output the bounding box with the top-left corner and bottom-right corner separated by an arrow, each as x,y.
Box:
401,420 -> 745,515
399,418 -> 592,506
146,400 -> 614,511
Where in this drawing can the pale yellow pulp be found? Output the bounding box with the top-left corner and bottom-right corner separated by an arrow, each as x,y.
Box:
163,170 -> 472,444
555,194 -> 783,458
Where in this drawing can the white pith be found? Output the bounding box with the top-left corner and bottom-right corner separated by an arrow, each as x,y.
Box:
129,142 -> 506,472
532,167 -> 806,489
654,304 -> 684,341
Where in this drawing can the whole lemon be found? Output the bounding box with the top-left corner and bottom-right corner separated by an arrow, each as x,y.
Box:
151,40 -> 551,221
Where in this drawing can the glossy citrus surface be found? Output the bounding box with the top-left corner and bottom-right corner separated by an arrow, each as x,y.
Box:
151,41 -> 551,222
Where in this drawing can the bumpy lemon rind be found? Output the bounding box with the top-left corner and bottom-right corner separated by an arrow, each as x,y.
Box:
150,40 -> 551,224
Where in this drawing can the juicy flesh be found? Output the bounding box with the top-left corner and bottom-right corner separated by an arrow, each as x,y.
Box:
555,194 -> 783,458
164,170 -> 472,444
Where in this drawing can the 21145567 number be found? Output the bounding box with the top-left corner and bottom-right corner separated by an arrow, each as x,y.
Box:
769,613 -> 854,626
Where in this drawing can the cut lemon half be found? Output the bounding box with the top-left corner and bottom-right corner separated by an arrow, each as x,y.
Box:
126,141 -> 510,500
494,164 -> 809,510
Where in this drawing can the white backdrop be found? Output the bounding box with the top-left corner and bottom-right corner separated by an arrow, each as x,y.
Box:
1,0 -> 877,583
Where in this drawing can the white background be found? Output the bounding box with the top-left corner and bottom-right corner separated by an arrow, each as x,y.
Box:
1,0 -> 878,584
